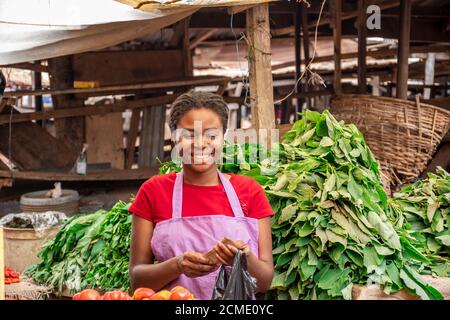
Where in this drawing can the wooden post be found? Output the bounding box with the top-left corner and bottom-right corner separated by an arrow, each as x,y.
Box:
396,0 -> 412,99
48,56 -> 84,156
331,0 -> 342,96
0,227 -> 4,300
246,4 -> 275,131
125,108 -> 141,169
301,2 -> 311,107
294,3 -> 302,119
357,0 -> 367,93
138,105 -> 166,168
32,61 -> 43,126
423,53 -> 436,100
182,18 -> 193,77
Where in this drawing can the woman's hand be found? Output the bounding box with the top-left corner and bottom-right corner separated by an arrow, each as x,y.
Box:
213,240 -> 248,266
177,251 -> 218,278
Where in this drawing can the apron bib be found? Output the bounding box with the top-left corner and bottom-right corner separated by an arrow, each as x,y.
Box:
151,170 -> 259,300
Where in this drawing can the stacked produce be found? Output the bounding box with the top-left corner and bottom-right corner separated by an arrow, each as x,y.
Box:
391,167 -> 450,276
247,110 -> 442,300
27,201 -> 132,294
72,286 -> 194,300
4,267 -> 20,284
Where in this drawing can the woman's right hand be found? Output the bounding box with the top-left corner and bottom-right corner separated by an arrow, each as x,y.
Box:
177,251 -> 218,278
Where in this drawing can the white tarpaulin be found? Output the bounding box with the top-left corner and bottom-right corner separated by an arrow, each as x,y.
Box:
0,0 -> 270,65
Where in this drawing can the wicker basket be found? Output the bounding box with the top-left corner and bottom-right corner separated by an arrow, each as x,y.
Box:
331,95 -> 450,184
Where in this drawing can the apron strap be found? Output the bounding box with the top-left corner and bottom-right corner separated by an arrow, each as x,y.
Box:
172,172 -> 184,219
217,170 -> 245,218
171,170 -> 245,219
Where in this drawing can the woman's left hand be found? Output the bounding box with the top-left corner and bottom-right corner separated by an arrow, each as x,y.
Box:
213,240 -> 247,266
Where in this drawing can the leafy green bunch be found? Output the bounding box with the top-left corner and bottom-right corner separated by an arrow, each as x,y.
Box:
391,167 -> 450,277
27,201 -> 132,294
263,110 -> 442,300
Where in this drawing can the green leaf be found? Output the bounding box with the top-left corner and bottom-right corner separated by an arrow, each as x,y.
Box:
271,271 -> 288,289
319,137 -> 334,147
278,203 -> 298,223
435,235 -> 450,246
400,266 -> 443,300
363,246 -> 382,274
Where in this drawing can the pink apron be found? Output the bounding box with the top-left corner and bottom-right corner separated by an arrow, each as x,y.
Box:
151,170 -> 259,300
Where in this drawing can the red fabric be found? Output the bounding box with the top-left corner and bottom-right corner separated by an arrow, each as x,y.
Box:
129,172 -> 274,223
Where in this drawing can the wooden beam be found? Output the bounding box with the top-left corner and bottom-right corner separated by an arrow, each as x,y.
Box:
189,29 -> 218,50
246,4 -> 276,131
357,0 -> 368,93
224,90 -> 333,104
331,0 -> 342,95
228,4 -> 256,15
0,168 -> 159,182
396,0 -> 412,99
0,62 -> 48,73
272,0 -> 401,36
126,109 -> 141,169
271,45 -> 450,71
0,94 -> 178,125
3,76 -> 230,98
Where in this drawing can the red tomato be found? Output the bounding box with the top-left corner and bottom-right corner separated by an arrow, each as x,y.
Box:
170,286 -> 192,300
102,290 -> 131,300
72,289 -> 101,300
133,288 -> 155,300
149,290 -> 171,300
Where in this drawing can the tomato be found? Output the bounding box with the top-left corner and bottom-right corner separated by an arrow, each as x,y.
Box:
102,290 -> 132,300
72,289 -> 101,300
133,288 -> 155,300
149,290 -> 171,300
170,286 -> 192,300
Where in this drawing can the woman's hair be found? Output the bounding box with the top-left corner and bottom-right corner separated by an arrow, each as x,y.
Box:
169,91 -> 229,133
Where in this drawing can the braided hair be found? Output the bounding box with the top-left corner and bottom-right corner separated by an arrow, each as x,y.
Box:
169,91 -> 229,133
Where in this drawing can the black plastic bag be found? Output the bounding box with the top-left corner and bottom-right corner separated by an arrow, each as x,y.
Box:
212,250 -> 257,300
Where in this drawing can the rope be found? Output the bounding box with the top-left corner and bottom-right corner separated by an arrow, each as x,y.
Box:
274,0 -> 327,105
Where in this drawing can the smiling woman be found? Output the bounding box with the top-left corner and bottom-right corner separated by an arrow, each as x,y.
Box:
128,91 -> 274,300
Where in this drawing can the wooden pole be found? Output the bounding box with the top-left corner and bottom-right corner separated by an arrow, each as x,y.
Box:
300,2 -> 311,107
357,0 -> 367,93
331,0 -> 342,96
246,4 -> 275,131
294,3 -> 302,119
32,61 -> 43,126
0,227 -> 4,300
423,53 -> 436,100
396,0 -> 412,99
125,108 -> 141,169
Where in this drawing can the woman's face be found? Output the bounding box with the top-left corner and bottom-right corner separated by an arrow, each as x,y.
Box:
175,108 -> 224,173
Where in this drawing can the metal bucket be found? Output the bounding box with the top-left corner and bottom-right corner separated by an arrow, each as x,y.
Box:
20,189 -> 79,216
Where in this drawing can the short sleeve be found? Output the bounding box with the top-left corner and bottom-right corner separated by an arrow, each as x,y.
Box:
129,181 -> 153,222
248,180 -> 274,219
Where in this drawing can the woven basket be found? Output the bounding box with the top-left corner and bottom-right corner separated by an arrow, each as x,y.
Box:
331,95 -> 450,184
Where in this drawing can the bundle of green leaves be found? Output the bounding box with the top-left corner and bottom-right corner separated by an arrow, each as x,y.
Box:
391,167 -> 450,276
261,110 -> 442,300
27,201 -> 132,294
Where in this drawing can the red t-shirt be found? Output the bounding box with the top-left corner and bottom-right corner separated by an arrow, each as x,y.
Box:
129,172 -> 274,223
